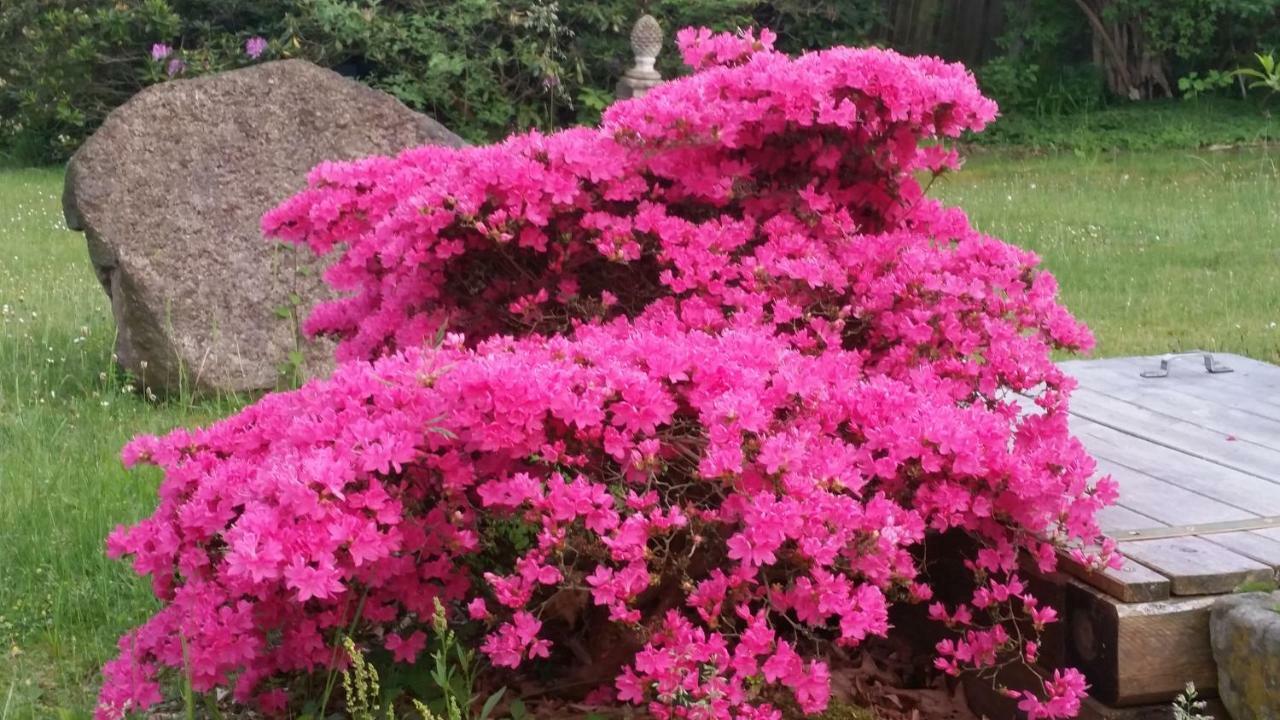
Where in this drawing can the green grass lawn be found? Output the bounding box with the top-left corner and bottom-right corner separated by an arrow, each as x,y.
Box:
937,148 -> 1280,362
0,147 -> 1278,718
0,168 -> 240,719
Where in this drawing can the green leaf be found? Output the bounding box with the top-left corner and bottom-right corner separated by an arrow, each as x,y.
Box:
477,687 -> 506,720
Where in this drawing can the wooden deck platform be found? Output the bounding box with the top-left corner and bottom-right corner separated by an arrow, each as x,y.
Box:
1066,353 -> 1280,579
973,353 -> 1280,718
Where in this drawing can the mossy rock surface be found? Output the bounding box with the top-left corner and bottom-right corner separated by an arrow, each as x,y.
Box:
1210,591 -> 1280,720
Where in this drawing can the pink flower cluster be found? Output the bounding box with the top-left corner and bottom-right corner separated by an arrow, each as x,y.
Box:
149,42 -> 185,77
245,36 -> 268,60
99,29 -> 1116,720
676,26 -> 778,69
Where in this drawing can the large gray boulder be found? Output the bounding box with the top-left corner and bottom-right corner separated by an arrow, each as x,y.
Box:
64,59 -> 464,394
1211,591 -> 1280,720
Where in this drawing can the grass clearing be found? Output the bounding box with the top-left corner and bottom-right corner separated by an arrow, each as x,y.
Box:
937,148 -> 1280,362
0,147 -> 1277,717
0,167 -> 240,719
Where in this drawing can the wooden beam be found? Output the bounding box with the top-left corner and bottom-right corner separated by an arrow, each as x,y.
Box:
1065,581 -> 1217,706
1024,566 -> 1070,670
961,662 -> 1044,720
961,658 -> 1228,719
1077,695 -> 1228,720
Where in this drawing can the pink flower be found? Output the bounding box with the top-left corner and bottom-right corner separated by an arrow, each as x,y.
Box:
245,36 -> 268,60
467,598 -> 490,620
385,630 -> 427,663
150,43 -> 172,61
726,533 -> 777,568
283,558 -> 343,602
482,612 -> 551,668
1018,669 -> 1088,720
165,57 -> 186,78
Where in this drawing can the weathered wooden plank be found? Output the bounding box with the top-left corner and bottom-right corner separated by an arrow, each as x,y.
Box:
1096,503 -> 1163,534
1065,581 -> 1217,705
1090,456 -> 1260,524
1119,537 -> 1272,595
1069,389 -> 1280,482
1066,365 -> 1280,446
1075,421 -> 1280,515
1067,357 -> 1280,417
1048,481 -> 1174,601
1059,550 -> 1171,603
1063,352 -> 1280,388
1063,353 -> 1280,392
1205,530 -> 1280,568
1063,354 -> 1280,417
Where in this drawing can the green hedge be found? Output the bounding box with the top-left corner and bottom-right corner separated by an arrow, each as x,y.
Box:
1,0 -> 890,163
5,0 -> 1276,163
972,97 -> 1280,153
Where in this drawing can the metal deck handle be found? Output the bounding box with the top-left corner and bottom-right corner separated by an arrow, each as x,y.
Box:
1140,352 -> 1233,378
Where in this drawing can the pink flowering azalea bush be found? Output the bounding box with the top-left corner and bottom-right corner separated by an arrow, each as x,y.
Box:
98,28 -> 1118,720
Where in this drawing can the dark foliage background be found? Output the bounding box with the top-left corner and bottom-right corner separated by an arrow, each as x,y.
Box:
2,0 -> 1279,163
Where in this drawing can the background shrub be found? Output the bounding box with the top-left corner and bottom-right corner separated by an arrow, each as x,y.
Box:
0,0 -> 766,162
0,0 -> 181,163
4,0 -> 1280,164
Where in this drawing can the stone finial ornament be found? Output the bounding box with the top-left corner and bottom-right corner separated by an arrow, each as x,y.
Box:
630,14 -> 663,74
616,14 -> 664,100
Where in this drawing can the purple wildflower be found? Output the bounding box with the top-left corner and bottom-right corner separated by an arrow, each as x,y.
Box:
150,43 -> 173,62
166,57 -> 186,78
245,36 -> 268,60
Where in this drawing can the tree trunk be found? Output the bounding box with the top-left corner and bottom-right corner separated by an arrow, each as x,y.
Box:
1071,0 -> 1171,100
